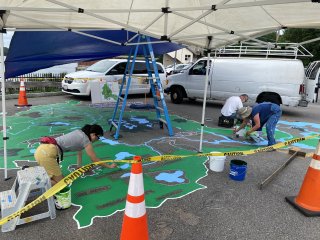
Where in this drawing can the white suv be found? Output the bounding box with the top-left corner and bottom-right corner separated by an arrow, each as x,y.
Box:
62,59 -> 166,96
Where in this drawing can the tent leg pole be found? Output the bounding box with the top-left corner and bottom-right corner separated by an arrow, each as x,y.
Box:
0,32 -> 8,180
198,52 -> 211,153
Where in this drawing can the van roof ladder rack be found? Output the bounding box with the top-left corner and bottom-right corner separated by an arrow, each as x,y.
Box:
215,42 -> 313,59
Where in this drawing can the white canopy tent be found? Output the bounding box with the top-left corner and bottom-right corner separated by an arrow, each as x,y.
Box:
1,0 -> 320,49
1,0 -> 320,178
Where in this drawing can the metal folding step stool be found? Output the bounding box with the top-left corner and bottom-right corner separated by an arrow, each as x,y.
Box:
0,166 -> 56,232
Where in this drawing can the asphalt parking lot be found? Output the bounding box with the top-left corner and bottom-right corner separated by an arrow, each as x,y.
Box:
0,94 -> 320,240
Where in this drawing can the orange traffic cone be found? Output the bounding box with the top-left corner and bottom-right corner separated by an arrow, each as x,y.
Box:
120,156 -> 148,240
286,140 -> 320,216
15,78 -> 32,107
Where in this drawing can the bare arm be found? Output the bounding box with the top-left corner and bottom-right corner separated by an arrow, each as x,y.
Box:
51,175 -> 64,186
84,143 -> 117,168
77,150 -> 82,168
246,114 -> 260,135
234,118 -> 249,133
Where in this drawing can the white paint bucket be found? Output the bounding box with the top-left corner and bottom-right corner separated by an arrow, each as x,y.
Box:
209,152 -> 226,172
236,128 -> 246,137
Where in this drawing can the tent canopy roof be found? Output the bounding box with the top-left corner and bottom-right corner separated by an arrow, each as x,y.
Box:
5,30 -> 183,78
1,0 -> 320,50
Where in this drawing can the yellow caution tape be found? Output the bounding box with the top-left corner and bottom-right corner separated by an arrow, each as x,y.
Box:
0,159 -> 137,226
142,135 -> 320,161
0,134 -> 318,226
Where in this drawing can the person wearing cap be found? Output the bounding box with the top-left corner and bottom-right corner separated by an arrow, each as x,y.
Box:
234,102 -> 282,146
34,124 -> 117,185
221,94 -> 249,120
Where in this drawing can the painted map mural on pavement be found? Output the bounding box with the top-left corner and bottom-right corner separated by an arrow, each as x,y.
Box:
0,100 -> 319,228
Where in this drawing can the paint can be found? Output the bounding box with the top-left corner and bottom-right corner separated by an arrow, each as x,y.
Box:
54,186 -> 71,209
235,128 -> 246,138
209,152 -> 226,172
229,159 -> 247,181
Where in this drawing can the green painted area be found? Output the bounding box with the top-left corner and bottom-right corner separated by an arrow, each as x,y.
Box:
0,101 -> 318,228
102,83 -> 117,100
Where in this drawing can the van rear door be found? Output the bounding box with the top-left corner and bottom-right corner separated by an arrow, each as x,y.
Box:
186,59 -> 211,98
305,61 -> 320,103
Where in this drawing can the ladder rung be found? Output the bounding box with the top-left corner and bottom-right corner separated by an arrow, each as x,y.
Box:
123,75 -> 148,78
111,121 -> 118,129
118,96 -> 124,101
159,118 -> 167,125
18,212 -> 51,225
123,75 -> 160,80
156,106 -> 164,112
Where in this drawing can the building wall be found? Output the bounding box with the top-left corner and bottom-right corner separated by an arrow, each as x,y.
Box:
163,48 -> 194,67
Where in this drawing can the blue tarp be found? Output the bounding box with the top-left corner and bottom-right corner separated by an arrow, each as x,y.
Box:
5,30 -> 183,78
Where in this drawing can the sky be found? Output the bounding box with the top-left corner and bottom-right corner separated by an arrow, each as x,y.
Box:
3,31 -> 14,47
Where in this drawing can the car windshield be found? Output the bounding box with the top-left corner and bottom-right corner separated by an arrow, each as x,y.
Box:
182,65 -> 191,70
86,60 -> 116,73
176,65 -> 186,70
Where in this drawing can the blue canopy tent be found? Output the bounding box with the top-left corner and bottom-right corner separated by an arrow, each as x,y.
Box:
5,30 -> 183,78
2,30 -> 182,179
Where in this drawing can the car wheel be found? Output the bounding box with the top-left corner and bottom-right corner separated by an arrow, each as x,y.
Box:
170,87 -> 183,104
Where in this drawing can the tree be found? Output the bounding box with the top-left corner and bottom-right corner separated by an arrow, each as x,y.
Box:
279,29 -> 320,65
258,29 -> 320,66
258,32 -> 277,43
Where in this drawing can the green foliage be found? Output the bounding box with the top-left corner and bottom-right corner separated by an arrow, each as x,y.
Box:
257,29 -> 320,66
258,32 -> 277,43
279,29 -> 320,65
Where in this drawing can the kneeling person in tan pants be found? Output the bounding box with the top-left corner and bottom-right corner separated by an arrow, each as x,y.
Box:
35,124 -> 117,186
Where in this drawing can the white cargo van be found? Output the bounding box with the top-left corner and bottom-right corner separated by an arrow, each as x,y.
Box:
62,59 -> 166,96
305,61 -> 320,103
164,57 -> 308,107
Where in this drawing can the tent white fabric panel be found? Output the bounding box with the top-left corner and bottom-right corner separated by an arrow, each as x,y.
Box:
1,1 -> 320,49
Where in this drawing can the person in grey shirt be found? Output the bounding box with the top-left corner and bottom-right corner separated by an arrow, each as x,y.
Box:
35,124 -> 117,185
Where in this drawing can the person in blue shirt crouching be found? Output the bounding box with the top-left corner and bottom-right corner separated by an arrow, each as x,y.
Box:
233,102 -> 282,147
